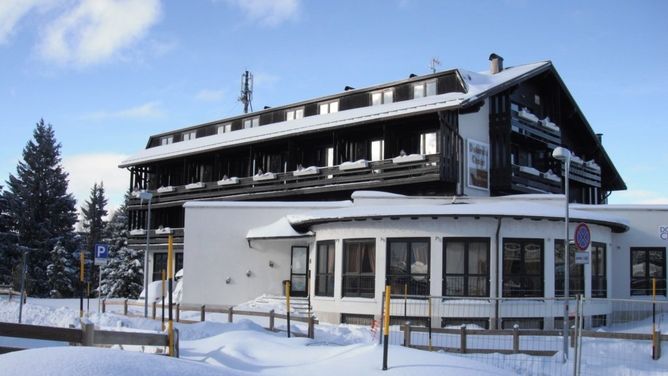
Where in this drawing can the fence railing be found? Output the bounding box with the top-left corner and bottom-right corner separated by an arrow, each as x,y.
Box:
0,286 -> 25,303
0,319 -> 177,357
102,299 -> 317,339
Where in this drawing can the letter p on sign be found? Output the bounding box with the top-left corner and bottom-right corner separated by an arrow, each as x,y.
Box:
94,243 -> 109,265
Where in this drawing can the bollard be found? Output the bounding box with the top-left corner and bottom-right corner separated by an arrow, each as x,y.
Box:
152,301 -> 157,320
201,305 -> 206,322
123,299 -> 128,316
269,309 -> 275,331
654,330 -> 662,360
102,299 -> 106,313
512,324 -> 520,353
460,325 -> 467,354
176,304 -> 180,323
228,306 -> 234,323
81,320 -> 95,347
308,316 -> 315,339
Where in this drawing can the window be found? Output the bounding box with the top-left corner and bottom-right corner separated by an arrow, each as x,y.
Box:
631,247 -> 666,296
182,130 -> 196,141
342,239 -> 375,298
502,318 -> 543,330
371,89 -> 393,106
420,132 -> 438,155
503,238 -> 543,297
243,117 -> 259,129
371,139 -> 384,161
592,242 -> 607,298
444,238 -> 489,297
160,135 -> 173,146
555,240 -> 584,297
413,80 -> 437,99
319,100 -> 339,115
441,318 -> 489,329
315,241 -> 335,297
217,123 -> 231,134
386,238 -> 429,295
286,107 -> 304,121
153,252 -> 183,281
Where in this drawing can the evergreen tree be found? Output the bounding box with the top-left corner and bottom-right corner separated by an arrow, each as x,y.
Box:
100,190 -> 143,298
81,182 -> 108,294
0,185 -> 18,286
4,120 -> 78,297
46,241 -> 75,298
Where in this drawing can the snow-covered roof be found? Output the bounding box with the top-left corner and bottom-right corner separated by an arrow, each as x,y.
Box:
286,199 -> 630,233
246,217 -> 313,240
120,62 -> 550,168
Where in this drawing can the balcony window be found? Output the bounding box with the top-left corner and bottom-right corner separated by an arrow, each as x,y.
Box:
286,107 -> 304,121
413,80 -> 437,99
182,130 -> 196,141
243,117 -> 259,129
371,89 -> 393,106
319,100 -> 339,115
160,135 -> 173,146
217,123 -> 231,134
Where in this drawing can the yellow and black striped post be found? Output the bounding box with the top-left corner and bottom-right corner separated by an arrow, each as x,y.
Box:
652,278 -> 657,359
79,251 -> 85,317
382,285 -> 391,370
167,235 -> 175,356
161,269 -> 166,331
428,297 -> 432,351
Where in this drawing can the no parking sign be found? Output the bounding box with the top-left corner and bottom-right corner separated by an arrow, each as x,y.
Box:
574,223 -> 590,265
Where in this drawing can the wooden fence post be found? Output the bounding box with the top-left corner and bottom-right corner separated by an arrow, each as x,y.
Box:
570,328 -> 575,348
152,301 -> 157,320
269,309 -> 275,331
512,324 -> 520,353
228,307 -> 234,323
176,304 -> 180,323
654,330 -> 662,360
81,320 -> 95,347
8,290 -> 12,302
460,325 -> 467,354
102,299 -> 106,313
402,322 -> 412,347
308,316 -> 315,339
200,305 -> 206,322
123,299 -> 128,316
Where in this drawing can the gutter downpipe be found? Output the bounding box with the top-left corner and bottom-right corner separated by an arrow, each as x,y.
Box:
495,217 -> 503,330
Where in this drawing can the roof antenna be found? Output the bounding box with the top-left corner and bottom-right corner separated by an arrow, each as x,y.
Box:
239,70 -> 253,114
429,57 -> 441,74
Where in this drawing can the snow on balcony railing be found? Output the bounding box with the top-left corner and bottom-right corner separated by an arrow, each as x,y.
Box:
392,154 -> 426,164
539,116 -> 559,133
130,229 -> 146,236
339,159 -> 368,171
155,227 -> 173,235
542,169 -> 561,183
217,176 -> 240,186
293,166 -> 319,177
253,172 -> 277,181
185,182 -> 206,190
518,165 -> 541,176
518,107 -> 539,123
157,186 -> 176,193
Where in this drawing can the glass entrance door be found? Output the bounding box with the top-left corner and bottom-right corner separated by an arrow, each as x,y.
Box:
291,246 -> 308,297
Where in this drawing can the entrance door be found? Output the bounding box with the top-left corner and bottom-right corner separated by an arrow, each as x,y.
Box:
290,246 -> 309,297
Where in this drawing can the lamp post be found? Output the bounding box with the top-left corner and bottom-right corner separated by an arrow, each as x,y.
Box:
552,146 -> 571,362
139,190 -> 153,318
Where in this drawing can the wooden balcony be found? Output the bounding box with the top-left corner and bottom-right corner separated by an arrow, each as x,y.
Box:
130,154 -> 443,206
568,162 -> 602,188
511,164 -> 562,194
128,228 -> 184,250
510,111 -> 561,148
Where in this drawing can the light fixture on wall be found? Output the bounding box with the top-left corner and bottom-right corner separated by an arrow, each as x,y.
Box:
268,260 -> 274,268
225,277 -> 232,284
246,269 -> 252,277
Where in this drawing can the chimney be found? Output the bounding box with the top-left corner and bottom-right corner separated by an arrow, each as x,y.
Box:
344,86 -> 355,91
489,53 -> 504,74
596,133 -> 603,144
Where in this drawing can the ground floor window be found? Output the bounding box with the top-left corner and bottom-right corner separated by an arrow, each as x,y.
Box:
591,314 -> 607,328
555,240 -> 584,297
631,247 -> 666,296
503,238 -> 544,297
386,238 -> 430,295
591,242 -> 607,298
444,238 -> 489,297
152,252 -> 184,281
342,239 -> 375,298
315,241 -> 335,297
340,313 -> 374,326
441,317 -> 489,329
501,318 -> 543,330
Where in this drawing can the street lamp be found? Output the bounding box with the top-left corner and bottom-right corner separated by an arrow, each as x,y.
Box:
138,190 -> 153,318
552,146 -> 571,362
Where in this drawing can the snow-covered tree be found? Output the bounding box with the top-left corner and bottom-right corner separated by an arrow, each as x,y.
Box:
4,120 -> 78,296
0,185 -> 18,286
100,190 -> 143,298
81,182 -> 108,295
46,241 -> 75,298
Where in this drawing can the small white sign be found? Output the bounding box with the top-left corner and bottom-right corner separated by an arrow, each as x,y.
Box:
660,226 -> 668,241
575,251 -> 590,265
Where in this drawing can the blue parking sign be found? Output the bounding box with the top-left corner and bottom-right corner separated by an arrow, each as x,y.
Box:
94,243 -> 109,265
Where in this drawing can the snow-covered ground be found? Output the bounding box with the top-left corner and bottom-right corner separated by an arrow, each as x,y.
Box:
1,297 -> 667,375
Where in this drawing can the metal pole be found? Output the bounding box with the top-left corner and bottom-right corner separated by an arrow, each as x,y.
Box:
80,251 -> 85,317
18,246 -> 27,324
382,285 -> 391,370
144,197 -> 152,318
98,265 -> 102,313
562,156 -> 570,363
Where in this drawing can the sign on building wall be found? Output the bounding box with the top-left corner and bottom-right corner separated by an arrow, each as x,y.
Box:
467,139 -> 489,190
660,226 -> 668,241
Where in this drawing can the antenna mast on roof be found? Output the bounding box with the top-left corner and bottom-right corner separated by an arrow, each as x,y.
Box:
429,57 -> 441,74
239,70 -> 253,114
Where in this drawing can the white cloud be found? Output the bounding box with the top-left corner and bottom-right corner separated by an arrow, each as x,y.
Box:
62,153 -> 130,215
37,0 -> 162,66
609,189 -> 668,205
225,0 -> 299,27
84,101 -> 164,120
0,0 -> 43,44
195,89 -> 225,102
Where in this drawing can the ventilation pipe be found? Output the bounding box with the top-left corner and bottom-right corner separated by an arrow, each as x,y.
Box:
489,53 -> 504,74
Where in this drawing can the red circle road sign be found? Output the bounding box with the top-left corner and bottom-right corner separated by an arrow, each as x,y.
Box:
574,223 -> 591,250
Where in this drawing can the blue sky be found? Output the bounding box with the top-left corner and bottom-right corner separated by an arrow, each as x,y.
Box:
0,0 -> 666,212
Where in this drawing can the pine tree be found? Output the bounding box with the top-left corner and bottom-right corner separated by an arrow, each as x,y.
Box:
46,241 -> 75,298
81,182 -> 108,295
4,120 -> 78,297
0,185 -> 18,286
100,190 -> 143,298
